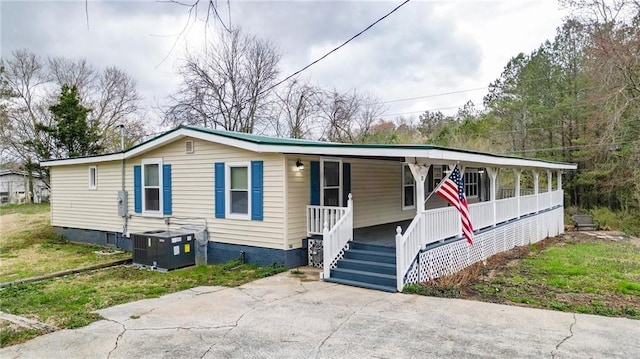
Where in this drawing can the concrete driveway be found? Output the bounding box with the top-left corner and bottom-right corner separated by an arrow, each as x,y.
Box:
2,268 -> 638,358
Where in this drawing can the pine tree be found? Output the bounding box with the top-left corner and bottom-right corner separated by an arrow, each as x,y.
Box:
38,84 -> 102,158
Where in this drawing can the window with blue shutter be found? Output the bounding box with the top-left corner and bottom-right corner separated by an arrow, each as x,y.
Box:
310,161 -> 320,205
133,165 -> 142,213
162,164 -> 172,215
342,162 -> 351,206
251,161 -> 263,220
214,163 -> 225,218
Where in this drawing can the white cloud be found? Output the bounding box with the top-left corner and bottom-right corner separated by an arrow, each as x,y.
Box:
1,0 -> 568,128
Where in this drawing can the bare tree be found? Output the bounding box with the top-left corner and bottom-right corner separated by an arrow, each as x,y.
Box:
0,50 -> 53,164
269,79 -> 321,138
0,49 -> 145,174
164,28 -> 280,133
318,89 -> 385,143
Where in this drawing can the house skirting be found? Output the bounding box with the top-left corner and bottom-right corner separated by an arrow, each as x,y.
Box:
53,226 -> 307,269
206,241 -> 307,268
54,227 -> 131,252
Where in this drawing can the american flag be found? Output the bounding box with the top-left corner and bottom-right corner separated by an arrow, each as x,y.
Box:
435,165 -> 474,245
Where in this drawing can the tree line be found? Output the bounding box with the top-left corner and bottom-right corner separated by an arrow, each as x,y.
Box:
1,0 -> 638,217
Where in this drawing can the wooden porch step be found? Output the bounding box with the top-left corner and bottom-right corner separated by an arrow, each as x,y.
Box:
338,258 -> 396,275
330,268 -> 396,288
349,241 -> 395,254
325,277 -> 396,293
343,249 -> 396,264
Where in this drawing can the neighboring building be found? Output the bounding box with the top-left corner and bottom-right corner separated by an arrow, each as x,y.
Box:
0,169 -> 50,205
42,126 -> 576,292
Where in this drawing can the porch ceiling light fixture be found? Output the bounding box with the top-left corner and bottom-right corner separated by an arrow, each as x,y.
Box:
296,159 -> 305,171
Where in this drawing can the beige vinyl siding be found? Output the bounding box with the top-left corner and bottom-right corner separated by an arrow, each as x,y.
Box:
350,159 -> 415,228
285,155 -> 318,249
50,161 -> 123,233
285,157 -> 416,247
50,137 -> 287,250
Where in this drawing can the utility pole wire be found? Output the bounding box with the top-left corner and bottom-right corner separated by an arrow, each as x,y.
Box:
260,0 -> 412,96
85,0 -> 90,30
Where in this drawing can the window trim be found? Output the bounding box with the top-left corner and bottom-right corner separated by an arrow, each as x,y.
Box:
464,168 -> 479,199
320,157 -> 342,207
88,166 -> 97,190
141,158 -> 163,215
402,164 -> 416,211
225,161 -> 252,220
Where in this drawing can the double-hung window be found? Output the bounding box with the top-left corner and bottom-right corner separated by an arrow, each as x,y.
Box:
226,162 -> 251,219
142,159 -> 162,213
464,168 -> 479,198
402,164 -> 415,210
88,166 -> 97,190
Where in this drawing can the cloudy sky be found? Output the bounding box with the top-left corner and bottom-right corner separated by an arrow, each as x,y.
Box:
1,0 -> 568,130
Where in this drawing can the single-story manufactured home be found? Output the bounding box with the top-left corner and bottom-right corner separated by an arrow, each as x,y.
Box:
43,125 -> 577,292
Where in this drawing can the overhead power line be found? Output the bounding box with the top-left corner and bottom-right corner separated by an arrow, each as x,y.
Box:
381,87 -> 487,104
261,0 -> 412,95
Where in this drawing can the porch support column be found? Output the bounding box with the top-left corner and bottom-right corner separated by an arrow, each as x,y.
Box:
557,170 -> 563,207
408,162 -> 430,214
547,170 -> 553,209
557,170 -> 563,190
533,170 -> 539,213
486,167 -> 498,227
514,169 -> 522,219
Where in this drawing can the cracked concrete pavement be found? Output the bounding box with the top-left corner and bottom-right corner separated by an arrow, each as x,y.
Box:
2,268 -> 638,358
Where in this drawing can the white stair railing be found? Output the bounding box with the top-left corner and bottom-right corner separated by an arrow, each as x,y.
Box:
307,205 -> 349,236
395,206 -> 459,291
322,194 -> 354,279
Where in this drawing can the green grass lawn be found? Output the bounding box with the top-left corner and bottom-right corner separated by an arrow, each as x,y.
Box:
0,204 -> 286,347
0,204 -> 131,283
0,202 -> 51,216
409,234 -> 640,319
473,238 -> 640,318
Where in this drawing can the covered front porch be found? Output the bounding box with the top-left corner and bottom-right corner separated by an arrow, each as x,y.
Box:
304,157 -> 572,292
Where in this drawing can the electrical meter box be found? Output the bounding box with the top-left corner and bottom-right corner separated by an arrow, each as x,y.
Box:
132,230 -> 195,271
117,190 -> 128,217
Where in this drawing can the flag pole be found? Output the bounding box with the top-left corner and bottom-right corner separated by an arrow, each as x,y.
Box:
423,163 -> 458,206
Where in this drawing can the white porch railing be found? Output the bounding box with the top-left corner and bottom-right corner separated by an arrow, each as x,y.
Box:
539,192 -> 552,210
469,201 -> 494,230
395,189 -> 565,291
552,190 -> 564,207
495,197 -> 518,223
520,194 -> 537,216
307,205 -> 349,236
322,194 -> 354,279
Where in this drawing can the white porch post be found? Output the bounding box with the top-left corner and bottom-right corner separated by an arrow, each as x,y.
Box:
487,167 -> 498,227
547,170 -> 553,209
533,170 -> 539,213
557,170 -> 563,190
514,169 -> 522,219
557,170 -> 563,207
408,162 -> 430,214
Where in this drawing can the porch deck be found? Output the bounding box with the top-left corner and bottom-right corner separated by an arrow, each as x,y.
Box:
353,220 -> 412,247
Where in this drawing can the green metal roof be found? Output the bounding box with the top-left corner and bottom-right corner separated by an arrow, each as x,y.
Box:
41,125 -> 577,169
181,126 -> 572,166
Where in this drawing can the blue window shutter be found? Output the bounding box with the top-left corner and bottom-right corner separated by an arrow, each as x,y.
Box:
162,164 -> 172,215
214,163 -> 225,218
342,162 -> 351,207
310,161 -> 320,205
251,161 -> 263,221
133,165 -> 142,213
